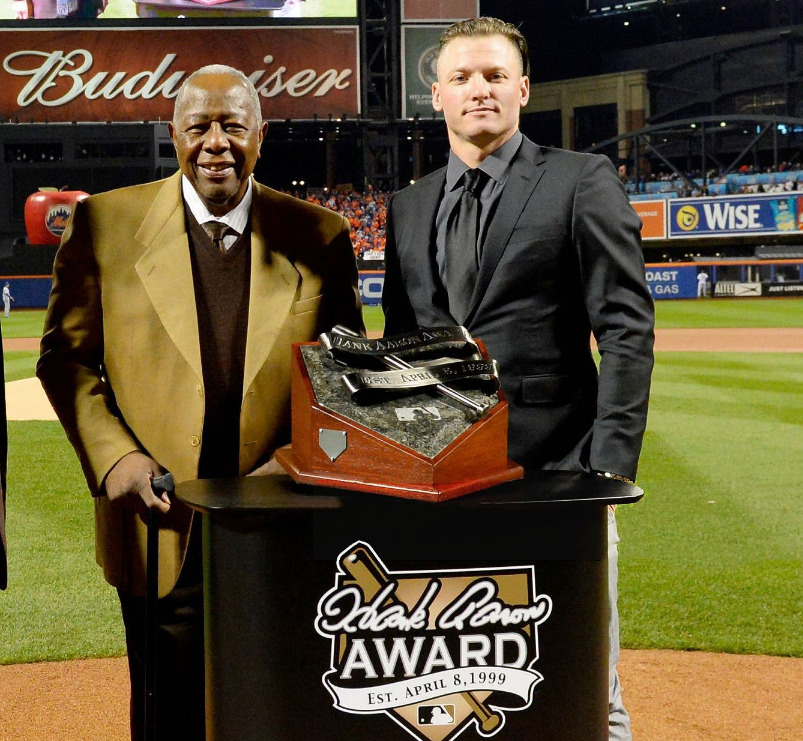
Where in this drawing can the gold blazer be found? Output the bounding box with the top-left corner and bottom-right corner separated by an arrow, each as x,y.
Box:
38,172 -> 363,596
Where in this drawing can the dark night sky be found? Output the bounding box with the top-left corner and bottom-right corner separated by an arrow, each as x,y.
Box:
480,1 -> 591,82
478,0 -> 796,83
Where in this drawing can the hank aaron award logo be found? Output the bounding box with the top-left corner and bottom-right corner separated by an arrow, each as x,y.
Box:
315,542 -> 553,741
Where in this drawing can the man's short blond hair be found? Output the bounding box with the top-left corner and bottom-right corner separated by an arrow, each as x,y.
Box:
439,17 -> 530,78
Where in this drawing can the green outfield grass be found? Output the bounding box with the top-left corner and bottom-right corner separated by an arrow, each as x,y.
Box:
0,422 -> 125,663
653,297 -> 803,328
1,310 -> 46,340
618,352 -> 803,656
364,298 -> 803,334
3,351 -> 40,383
1,297 -> 802,664
2,299 -> 799,346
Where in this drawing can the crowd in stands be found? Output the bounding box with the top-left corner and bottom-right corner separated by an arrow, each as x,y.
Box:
284,162 -> 803,257
623,161 -> 803,200
283,187 -> 390,264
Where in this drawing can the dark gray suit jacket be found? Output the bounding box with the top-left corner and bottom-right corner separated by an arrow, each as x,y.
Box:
382,136 -> 655,481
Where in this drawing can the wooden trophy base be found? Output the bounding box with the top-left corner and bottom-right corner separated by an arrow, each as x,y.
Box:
277,343 -> 524,503
275,448 -> 523,502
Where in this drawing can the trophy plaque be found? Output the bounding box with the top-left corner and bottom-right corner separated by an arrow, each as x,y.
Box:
275,326 -> 523,502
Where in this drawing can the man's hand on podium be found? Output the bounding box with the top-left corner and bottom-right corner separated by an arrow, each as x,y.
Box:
105,451 -> 171,518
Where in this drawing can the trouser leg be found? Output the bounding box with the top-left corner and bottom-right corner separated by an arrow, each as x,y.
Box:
118,522 -> 205,741
608,509 -> 633,741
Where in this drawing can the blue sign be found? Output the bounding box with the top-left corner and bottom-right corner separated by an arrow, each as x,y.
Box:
668,193 -> 803,238
359,271 -> 385,305
644,265 -> 697,300
0,277 -> 52,309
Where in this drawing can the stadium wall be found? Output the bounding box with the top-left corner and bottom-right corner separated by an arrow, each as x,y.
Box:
6,262 -> 803,310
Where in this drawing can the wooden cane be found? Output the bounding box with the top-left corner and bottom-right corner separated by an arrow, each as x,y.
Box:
144,473 -> 174,741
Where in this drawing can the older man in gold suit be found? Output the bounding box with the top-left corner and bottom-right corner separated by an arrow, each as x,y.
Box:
37,65 -> 363,740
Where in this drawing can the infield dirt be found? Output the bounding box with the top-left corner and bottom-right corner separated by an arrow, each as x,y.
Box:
1,649 -> 802,741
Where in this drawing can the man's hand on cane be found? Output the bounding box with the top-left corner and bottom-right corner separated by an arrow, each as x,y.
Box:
105,451 -> 171,518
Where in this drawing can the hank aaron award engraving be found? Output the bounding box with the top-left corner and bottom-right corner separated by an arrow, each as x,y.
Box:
275,326 -> 523,501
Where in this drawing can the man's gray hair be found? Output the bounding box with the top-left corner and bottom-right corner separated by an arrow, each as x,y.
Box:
173,64 -> 262,123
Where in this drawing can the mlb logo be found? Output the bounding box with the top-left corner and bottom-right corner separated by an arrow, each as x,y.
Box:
418,705 -> 455,726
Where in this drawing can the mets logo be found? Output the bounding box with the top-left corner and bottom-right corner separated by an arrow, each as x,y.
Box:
45,204 -> 74,237
676,204 -> 700,231
315,542 -> 553,741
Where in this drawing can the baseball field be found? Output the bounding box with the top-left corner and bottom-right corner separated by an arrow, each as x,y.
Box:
0,298 -> 801,740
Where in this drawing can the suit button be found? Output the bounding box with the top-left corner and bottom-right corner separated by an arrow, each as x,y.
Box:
196,385 -> 203,397
190,435 -> 200,447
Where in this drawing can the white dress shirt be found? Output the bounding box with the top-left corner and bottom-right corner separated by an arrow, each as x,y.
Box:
181,175 -> 253,252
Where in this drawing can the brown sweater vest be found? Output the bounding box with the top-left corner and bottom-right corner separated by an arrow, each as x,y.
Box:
185,206 -> 251,479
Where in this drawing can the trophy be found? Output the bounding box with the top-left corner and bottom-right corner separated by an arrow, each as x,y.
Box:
275,326 -> 523,502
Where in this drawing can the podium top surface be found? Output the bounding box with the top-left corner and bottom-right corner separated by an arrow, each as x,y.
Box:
176,471 -> 643,514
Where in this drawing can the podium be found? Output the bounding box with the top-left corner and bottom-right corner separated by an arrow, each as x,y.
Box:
177,472 -> 642,741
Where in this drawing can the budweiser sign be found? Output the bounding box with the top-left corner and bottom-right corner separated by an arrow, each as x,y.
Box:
0,27 -> 360,122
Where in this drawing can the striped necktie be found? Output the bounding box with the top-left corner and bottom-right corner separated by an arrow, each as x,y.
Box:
202,221 -> 237,254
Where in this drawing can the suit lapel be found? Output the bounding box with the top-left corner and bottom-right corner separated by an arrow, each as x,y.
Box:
464,137 -> 546,324
242,184 -> 300,396
134,173 -> 203,384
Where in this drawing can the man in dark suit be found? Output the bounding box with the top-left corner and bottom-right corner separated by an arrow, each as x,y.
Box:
38,65 -> 363,740
382,18 -> 654,741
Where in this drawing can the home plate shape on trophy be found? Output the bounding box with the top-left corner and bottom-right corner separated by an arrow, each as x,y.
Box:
314,542 -> 553,741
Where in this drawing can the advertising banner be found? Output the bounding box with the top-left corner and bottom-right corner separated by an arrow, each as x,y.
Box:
0,27 -> 360,122
714,281 -> 762,298
644,265 -> 697,300
0,0 -> 357,19
401,0 -> 479,22
763,280 -> 803,296
359,270 -> 384,305
631,199 -> 666,240
668,193 -> 803,238
402,25 -> 445,120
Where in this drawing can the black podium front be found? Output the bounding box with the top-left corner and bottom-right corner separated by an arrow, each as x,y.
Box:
176,472 -> 642,741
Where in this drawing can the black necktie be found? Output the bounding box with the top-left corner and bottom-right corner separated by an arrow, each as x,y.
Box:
443,169 -> 487,325
202,221 -> 237,254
